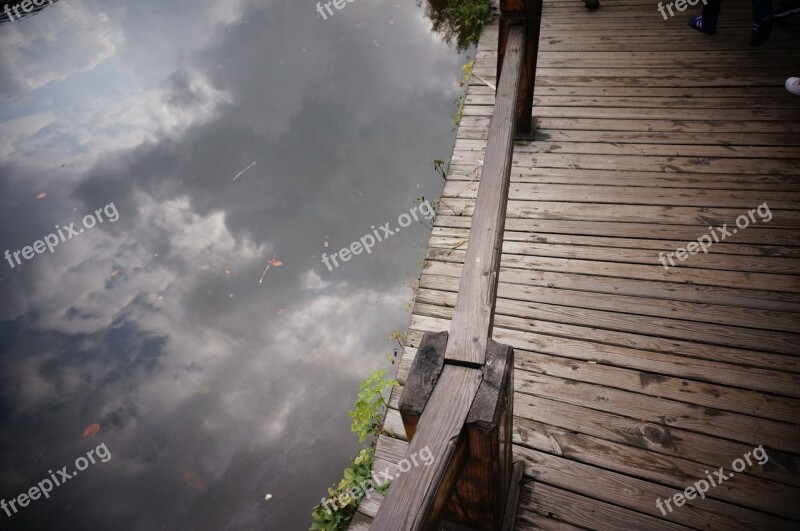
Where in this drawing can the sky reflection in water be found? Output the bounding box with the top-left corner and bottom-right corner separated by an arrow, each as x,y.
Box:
0,0 -> 469,528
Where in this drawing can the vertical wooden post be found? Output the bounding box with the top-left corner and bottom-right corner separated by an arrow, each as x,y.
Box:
498,0 -> 541,135
444,341 -> 515,529
399,332 -> 448,441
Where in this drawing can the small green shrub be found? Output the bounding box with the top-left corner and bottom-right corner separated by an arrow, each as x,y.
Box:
350,370 -> 398,443
310,448 -> 376,530
421,0 -> 494,51
310,370 -> 398,530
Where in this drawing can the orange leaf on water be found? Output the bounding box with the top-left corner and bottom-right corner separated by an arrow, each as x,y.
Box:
83,423 -> 100,438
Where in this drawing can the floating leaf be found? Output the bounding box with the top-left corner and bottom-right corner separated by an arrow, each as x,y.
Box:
110,269 -> 120,278
259,254 -> 281,283
36,192 -> 47,200
265,494 -> 273,501
83,423 -> 100,438
224,266 -> 231,276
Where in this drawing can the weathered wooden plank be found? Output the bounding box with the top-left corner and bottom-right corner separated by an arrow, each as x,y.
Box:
399,331 -> 448,440
436,199 -> 800,228
419,289 -> 800,355
517,483 -> 692,531
512,394 -> 800,489
446,341 -> 515,528
502,461 -> 524,531
459,115 -> 800,134
515,447 -> 798,530
433,217 -> 800,248
371,365 -> 482,529
349,511 -> 374,531
425,248 -> 800,293
497,0 -> 541,134
513,418 -> 800,518
445,26 -> 526,366
407,315 -> 800,398
422,259 -> 800,311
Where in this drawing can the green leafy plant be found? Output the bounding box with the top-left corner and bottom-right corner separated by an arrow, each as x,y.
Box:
310,447 -> 378,530
350,369 -> 399,442
452,60 -> 474,126
310,370 -> 398,530
420,0 -> 493,51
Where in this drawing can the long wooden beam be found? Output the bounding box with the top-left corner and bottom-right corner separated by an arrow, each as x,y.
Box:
444,26 -> 526,367
498,0 -> 542,135
370,26 -> 527,529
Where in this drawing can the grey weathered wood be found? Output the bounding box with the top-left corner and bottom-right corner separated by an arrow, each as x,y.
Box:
501,461 -> 524,531
445,341 -> 515,529
370,365 -> 483,530
498,0 -> 542,135
444,26 -> 526,367
399,331 -> 448,440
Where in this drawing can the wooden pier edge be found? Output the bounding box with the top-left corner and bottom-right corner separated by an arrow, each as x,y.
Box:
350,1 -> 800,529
369,2 -> 538,527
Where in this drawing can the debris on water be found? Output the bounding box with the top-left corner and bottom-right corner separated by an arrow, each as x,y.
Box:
259,254 -> 283,283
232,161 -> 257,181
83,423 -> 100,438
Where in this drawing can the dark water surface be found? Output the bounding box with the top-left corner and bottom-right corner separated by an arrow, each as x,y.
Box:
0,0 -> 469,528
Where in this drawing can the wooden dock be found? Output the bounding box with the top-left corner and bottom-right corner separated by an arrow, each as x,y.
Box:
351,0 -> 800,529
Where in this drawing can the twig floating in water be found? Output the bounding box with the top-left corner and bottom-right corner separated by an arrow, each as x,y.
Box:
232,161 -> 257,181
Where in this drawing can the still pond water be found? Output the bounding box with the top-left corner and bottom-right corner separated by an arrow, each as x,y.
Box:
0,0 -> 472,528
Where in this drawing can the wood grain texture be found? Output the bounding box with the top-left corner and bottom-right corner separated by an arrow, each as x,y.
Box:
371,365 -> 482,530
445,26 -> 525,366
351,0 -> 800,528
447,341 -> 515,528
399,331 -> 448,440
502,461 -> 524,531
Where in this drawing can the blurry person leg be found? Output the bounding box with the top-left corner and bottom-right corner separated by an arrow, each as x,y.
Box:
689,0 -> 720,33
750,0 -> 773,45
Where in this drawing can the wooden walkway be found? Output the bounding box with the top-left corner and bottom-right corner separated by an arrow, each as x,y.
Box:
352,1 -> 800,529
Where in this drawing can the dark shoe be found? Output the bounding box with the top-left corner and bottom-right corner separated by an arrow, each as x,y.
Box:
583,0 -> 600,10
688,15 -> 716,34
750,17 -> 773,46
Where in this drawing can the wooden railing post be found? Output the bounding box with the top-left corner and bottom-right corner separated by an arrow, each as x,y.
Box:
398,337 -> 517,530
370,26 -> 529,531
444,340 -> 516,529
499,0 -> 541,136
